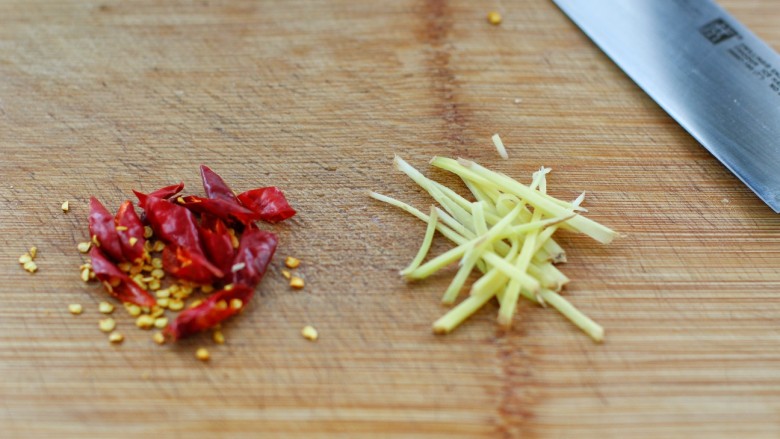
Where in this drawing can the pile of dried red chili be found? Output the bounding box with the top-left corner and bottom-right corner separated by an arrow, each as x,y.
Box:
85,165 -> 295,341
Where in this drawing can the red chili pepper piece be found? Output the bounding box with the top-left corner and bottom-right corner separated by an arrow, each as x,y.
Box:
90,247 -> 156,307
142,196 -> 203,253
231,227 -> 278,288
178,195 -> 260,225
199,218 -> 235,275
116,200 -> 147,264
88,197 -> 125,262
162,243 -> 224,285
133,182 -> 184,210
200,165 -> 239,203
164,285 -> 254,340
236,187 -> 296,223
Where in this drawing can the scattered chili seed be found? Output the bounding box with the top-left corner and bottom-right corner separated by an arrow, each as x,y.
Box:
80,268 -> 91,282
29,246 -> 37,259
128,237 -> 138,246
148,279 -> 161,291
99,318 -> 116,333
62,201 -> 69,212
215,300 -> 228,311
118,262 -> 132,272
98,302 -> 115,314
77,242 -> 92,253
168,299 -> 184,311
284,256 -> 300,269
152,332 -> 166,345
195,347 -> 210,361
230,298 -> 243,310
487,11 -> 502,25
18,253 -> 32,264
151,258 -> 163,269
115,225 -> 128,232
136,314 -> 155,329
142,264 -> 154,272
108,332 -> 124,343
213,330 -> 225,344
154,317 -> 168,329
281,269 -> 291,280
143,226 -> 153,239
150,268 -> 165,279
124,303 -> 142,317
69,304 -> 83,315
152,241 -> 165,252
289,276 -> 305,289
301,325 -> 318,341
156,289 -> 170,299
189,299 -> 203,308
23,261 -> 38,273
201,285 -> 214,293
150,307 -> 165,319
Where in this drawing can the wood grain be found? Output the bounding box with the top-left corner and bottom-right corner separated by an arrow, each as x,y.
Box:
2,1 -> 780,437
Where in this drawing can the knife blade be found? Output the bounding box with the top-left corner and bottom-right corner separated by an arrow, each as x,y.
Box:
553,0 -> 780,212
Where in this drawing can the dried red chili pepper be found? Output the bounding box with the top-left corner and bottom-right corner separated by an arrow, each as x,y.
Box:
200,165 -> 240,204
89,197 -> 124,262
162,243 -> 224,285
178,195 -> 260,225
164,284 -> 254,340
231,227 -> 278,288
236,187 -> 296,223
116,200 -> 147,264
90,247 -> 156,307
199,218 -> 235,275
133,182 -> 184,210
140,196 -> 203,253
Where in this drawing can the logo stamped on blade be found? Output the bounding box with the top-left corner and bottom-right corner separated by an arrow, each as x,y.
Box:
700,18 -> 739,44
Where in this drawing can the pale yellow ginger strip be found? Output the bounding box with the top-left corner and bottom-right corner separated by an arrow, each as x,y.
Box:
431,157 -> 617,244
538,288 -> 604,342
399,206 -> 439,277
498,207 -> 543,328
492,134 -> 509,159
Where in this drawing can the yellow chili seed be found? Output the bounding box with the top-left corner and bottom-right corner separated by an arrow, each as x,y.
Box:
142,264 -> 154,272
168,284 -> 180,293
91,235 -> 100,247
301,325 -> 318,341
224,284 -> 234,291
195,347 -> 210,361
154,317 -> 168,329
152,332 -> 166,345
128,237 -> 138,246
18,253 -> 32,264
201,285 -> 214,294
98,318 -> 116,333
487,11 -> 502,25
29,246 -> 37,259
284,256 -> 300,269
281,269 -> 291,280
168,300 -> 184,311
213,331 -> 225,344
108,332 -> 124,344
156,289 -> 170,299
143,226 -> 153,238
151,268 -> 165,279
135,314 -> 155,329
189,299 -> 203,309
148,279 -> 161,291
143,241 -> 153,252
124,303 -> 142,317
118,262 -> 132,272
61,200 -> 69,212
23,261 -> 38,273
215,300 -> 228,311
115,225 -> 128,232
98,302 -> 115,314
230,298 -> 243,310
179,285 -> 193,296
156,298 -> 169,308
77,242 -> 92,253
152,241 -> 165,252
289,276 -> 305,289
80,268 -> 91,282
68,304 -> 83,315
150,307 -> 165,319
151,258 -> 163,269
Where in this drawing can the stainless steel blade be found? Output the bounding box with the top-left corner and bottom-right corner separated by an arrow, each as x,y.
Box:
554,0 -> 780,212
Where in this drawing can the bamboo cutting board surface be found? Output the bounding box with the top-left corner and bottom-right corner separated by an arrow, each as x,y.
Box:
2,1 -> 780,437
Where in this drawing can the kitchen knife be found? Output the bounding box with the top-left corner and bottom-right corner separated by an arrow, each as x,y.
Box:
553,0 -> 780,212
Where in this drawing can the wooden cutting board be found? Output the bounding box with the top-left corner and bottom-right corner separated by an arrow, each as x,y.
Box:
3,1 -> 780,437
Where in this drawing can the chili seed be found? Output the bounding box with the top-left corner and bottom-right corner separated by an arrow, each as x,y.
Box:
115,225 -> 128,232
151,268 -> 165,279
108,332 -> 124,344
154,317 -> 168,329
23,261 -> 38,273
29,246 -> 37,259
195,347 -> 210,361
18,253 -> 32,264
128,237 -> 138,246
284,256 -> 300,269
98,302 -> 115,314
77,242 -> 92,253
230,298 -> 243,310
61,201 -> 69,212
143,226 -> 153,238
156,289 -> 170,299
215,300 -> 228,311
213,331 -> 225,344
99,318 -> 116,333
151,258 -> 163,269
289,276 -> 305,289
281,269 -> 291,280
152,241 -> 165,252
188,299 -> 203,309
152,332 -> 166,345
136,315 -> 155,329
148,279 -> 161,291
118,262 -> 132,273
68,304 -> 83,315
487,11 -> 502,25
201,285 -> 214,293
301,325 -> 318,341
124,303 -> 142,317
168,300 -> 184,311
80,268 -> 91,282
